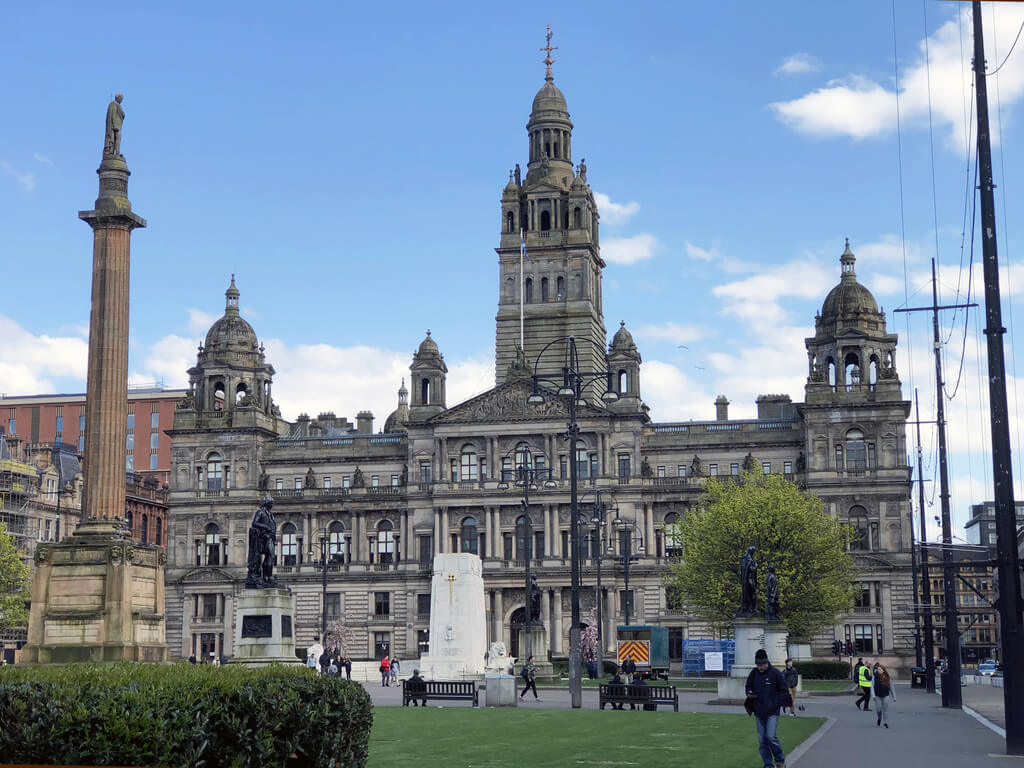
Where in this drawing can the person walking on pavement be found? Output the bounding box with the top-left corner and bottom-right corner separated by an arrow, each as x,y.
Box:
380,655 -> 391,686
871,661 -> 894,728
621,653 -> 637,684
855,657 -> 872,711
390,657 -> 401,685
519,655 -> 541,701
319,650 -> 332,676
783,658 -> 800,716
344,656 -> 352,680
745,648 -> 788,768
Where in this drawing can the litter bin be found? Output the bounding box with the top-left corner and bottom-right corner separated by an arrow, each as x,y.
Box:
911,667 -> 926,689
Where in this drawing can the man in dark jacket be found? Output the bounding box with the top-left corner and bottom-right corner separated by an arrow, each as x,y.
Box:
783,659 -> 799,716
621,654 -> 637,684
745,649 -> 788,768
319,651 -> 332,676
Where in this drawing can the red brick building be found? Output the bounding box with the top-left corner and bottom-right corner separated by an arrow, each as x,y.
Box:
0,386 -> 185,486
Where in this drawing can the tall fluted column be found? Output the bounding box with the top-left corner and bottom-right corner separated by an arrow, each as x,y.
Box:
78,150 -> 145,532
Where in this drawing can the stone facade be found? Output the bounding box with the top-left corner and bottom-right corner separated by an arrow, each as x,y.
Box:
164,64 -> 915,669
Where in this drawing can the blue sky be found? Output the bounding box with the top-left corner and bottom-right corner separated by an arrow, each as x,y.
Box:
3,1 -> 1024,538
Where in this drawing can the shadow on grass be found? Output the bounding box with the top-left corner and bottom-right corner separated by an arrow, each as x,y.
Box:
369,707 -> 823,768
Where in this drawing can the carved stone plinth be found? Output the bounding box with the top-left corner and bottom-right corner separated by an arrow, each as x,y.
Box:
517,625 -> 553,679
22,534 -> 168,663
231,587 -> 299,667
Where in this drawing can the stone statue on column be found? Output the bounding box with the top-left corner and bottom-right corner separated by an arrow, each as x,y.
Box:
104,94 -> 125,157
246,496 -> 277,588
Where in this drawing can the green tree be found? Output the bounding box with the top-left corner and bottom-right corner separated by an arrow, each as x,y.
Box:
664,471 -> 855,640
0,522 -> 30,632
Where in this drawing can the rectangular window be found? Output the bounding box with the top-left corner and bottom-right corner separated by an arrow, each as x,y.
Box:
150,432 -> 159,450
479,458 -> 487,481
709,463 -> 718,476
294,477 -> 303,490
55,415 -> 63,433
78,434 -> 85,451
373,632 -> 391,659
127,413 -> 135,432
44,519 -> 51,540
784,461 -> 793,474
391,474 -> 399,486
678,465 -> 686,478
151,412 -> 159,429
374,592 -> 390,616
617,454 -> 631,478
503,533 -> 513,561
371,475 -> 379,487
561,530 -> 569,556
126,433 -> 134,451
323,476 -> 332,489
835,445 -> 844,470
620,589 -> 634,616
560,455 -> 568,480
343,475 -> 351,488
126,454 -> 134,471
417,630 -> 430,656
867,443 -> 876,468
149,454 -> 158,470
419,461 -> 432,484
80,414 -> 86,431
534,530 -> 545,559
419,535 -> 433,563
762,462 -> 771,475
275,478 -> 283,490
195,540 -> 202,566
326,593 -> 341,619
417,593 -> 431,617
657,465 -> 666,477
854,624 -> 874,653
590,454 -> 598,478
450,458 -> 458,481
577,449 -> 590,479
7,417 -> 14,437
730,463 -> 739,476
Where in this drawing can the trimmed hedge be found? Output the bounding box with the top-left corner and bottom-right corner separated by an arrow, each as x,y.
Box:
792,660 -> 851,680
0,662 -> 372,768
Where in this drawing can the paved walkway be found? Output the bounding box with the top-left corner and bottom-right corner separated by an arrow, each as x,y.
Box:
963,682 -> 1007,730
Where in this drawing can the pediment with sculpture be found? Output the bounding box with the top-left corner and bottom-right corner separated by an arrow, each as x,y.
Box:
429,380 -> 605,425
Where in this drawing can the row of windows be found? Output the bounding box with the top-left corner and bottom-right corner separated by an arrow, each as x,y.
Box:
124,510 -> 163,545
7,412 -> 159,438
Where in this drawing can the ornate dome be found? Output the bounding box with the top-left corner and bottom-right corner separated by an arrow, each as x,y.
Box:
611,321 -> 636,351
384,379 -> 410,433
820,240 -> 880,320
417,330 -> 439,356
204,276 -> 259,351
531,80 -> 568,116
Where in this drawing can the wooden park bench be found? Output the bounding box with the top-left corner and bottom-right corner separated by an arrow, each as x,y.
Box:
599,683 -> 679,712
402,679 -> 479,707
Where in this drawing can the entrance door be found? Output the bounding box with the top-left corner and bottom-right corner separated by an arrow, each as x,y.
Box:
509,607 -> 525,659
200,633 -> 216,661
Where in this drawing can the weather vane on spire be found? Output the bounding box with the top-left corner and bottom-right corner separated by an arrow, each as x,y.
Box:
541,25 -> 558,81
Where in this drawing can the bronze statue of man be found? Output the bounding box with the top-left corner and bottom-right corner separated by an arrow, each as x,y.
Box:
739,545 -> 759,615
104,94 -> 125,156
765,565 -> 781,623
246,495 -> 277,588
528,573 -> 542,623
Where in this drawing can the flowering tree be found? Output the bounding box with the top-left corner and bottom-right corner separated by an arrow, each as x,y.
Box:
580,607 -> 598,662
325,618 -> 356,658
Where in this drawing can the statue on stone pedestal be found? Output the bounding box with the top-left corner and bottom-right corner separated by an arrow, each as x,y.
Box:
104,94 -> 125,157
765,565 -> 781,623
738,545 -> 759,616
245,496 -> 277,588
528,573 -> 542,624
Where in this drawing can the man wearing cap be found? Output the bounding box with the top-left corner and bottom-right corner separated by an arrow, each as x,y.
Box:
745,648 -> 789,768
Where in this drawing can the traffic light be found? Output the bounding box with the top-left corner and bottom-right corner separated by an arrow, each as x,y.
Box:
845,640 -> 854,656
832,640 -> 841,656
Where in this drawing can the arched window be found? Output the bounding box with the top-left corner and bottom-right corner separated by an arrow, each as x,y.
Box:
461,517 -> 479,554
827,358 -> 837,388
845,429 -> 866,470
664,512 -> 682,557
206,453 -> 223,491
460,446 -> 478,482
556,275 -> 565,298
213,381 -> 225,411
235,382 -> 247,404
844,352 -> 861,392
420,377 -> 430,405
540,210 -> 551,231
328,520 -> 346,562
141,514 -> 149,545
377,520 -> 395,563
506,211 -> 514,233
155,517 -> 162,546
541,277 -> 549,301
525,278 -> 533,303
576,446 -> 591,479
573,207 -> 581,228
515,515 -> 530,561
281,521 -> 298,565
205,522 -> 221,565
618,370 -> 628,393
848,506 -> 869,551
869,355 -> 879,387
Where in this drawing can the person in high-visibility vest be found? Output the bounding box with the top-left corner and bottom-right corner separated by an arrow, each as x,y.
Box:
855,658 -> 872,711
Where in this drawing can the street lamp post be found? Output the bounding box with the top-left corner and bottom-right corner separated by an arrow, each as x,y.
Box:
585,490 -> 610,678
498,445 -> 556,662
307,528 -> 331,640
611,509 -> 644,627
527,335 -> 619,709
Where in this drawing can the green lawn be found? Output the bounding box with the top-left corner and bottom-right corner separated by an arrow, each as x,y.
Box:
368,707 -> 823,768
802,680 -> 851,692
539,677 -> 848,692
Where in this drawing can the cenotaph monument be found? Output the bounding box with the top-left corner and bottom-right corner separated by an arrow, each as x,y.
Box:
23,95 -> 167,662
419,553 -> 487,679
230,496 -> 300,666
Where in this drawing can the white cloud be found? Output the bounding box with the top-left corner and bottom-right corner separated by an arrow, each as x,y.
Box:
602,233 -> 659,265
593,192 -> 640,226
0,315 -> 88,395
774,53 -> 822,77
685,243 -> 715,261
32,153 -> 53,166
633,322 -> 702,346
186,308 -> 219,336
712,258 -> 835,324
639,360 -> 713,421
1,161 -> 36,192
769,6 -> 1024,147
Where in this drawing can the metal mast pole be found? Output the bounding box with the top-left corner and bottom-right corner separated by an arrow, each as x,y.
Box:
909,446 -> 923,669
930,258 -> 961,709
523,463 -> 532,659
568,379 -> 582,709
916,391 -> 936,692
972,2 -> 1024,751
594,491 -> 604,679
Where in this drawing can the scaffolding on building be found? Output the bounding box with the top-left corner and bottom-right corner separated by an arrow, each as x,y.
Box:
0,455 -> 39,549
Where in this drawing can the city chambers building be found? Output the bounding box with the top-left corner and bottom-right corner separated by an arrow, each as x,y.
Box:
165,58 -> 915,670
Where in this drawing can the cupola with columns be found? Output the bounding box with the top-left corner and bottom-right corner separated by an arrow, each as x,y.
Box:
409,331 -> 447,421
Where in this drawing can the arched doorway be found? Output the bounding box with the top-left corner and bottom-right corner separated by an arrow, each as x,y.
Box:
509,607 -> 525,659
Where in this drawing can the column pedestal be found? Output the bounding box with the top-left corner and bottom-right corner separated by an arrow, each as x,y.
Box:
717,617 -> 765,702
230,587 -> 300,667
518,624 -> 553,679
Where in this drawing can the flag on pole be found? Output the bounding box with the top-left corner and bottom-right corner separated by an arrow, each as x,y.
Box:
519,230 -> 527,348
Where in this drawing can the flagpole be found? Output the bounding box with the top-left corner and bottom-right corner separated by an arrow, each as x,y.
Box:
519,228 -> 525,348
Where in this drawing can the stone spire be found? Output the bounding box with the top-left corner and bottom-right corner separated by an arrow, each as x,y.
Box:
225,274 -> 240,315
